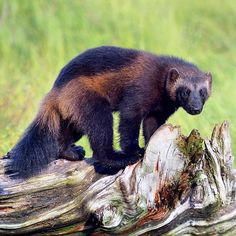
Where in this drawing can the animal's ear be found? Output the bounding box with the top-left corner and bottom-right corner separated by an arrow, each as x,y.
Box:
167,68 -> 180,83
205,71 -> 212,89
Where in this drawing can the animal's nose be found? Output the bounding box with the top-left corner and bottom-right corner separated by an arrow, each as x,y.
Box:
193,105 -> 201,111
191,107 -> 202,114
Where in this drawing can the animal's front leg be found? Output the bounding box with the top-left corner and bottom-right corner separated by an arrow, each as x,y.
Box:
119,113 -> 144,157
143,111 -> 167,145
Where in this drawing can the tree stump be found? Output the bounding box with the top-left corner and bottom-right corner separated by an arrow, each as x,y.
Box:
0,121 -> 236,235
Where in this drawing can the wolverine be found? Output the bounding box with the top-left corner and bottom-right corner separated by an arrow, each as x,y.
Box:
6,46 -> 212,178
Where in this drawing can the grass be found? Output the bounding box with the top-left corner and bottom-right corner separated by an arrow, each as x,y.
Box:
0,0 -> 235,159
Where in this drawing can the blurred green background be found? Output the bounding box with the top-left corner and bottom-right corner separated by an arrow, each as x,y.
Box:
0,0 -> 235,158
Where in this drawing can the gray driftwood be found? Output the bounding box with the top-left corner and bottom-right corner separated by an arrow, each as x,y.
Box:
0,121 -> 236,235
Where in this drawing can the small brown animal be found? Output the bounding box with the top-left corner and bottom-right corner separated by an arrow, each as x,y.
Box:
7,46 -> 212,178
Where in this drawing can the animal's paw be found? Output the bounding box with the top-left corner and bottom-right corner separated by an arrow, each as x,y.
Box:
136,147 -> 145,157
122,148 -> 144,162
122,147 -> 145,160
71,145 -> 86,158
61,145 -> 85,161
93,161 -> 121,175
114,150 -> 142,165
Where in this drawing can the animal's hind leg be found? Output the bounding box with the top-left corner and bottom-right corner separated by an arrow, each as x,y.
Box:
59,124 -> 85,161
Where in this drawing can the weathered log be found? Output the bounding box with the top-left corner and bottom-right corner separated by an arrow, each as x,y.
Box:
0,121 -> 236,235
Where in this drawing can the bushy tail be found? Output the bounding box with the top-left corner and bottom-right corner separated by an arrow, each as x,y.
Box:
7,94 -> 61,179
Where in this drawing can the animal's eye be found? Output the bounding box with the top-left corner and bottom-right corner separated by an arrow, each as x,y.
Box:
181,88 -> 190,99
199,88 -> 208,100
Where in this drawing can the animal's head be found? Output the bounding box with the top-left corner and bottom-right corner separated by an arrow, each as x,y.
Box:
166,67 -> 212,115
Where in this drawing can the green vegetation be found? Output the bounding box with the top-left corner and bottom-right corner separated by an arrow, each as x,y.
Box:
1,0 -> 235,158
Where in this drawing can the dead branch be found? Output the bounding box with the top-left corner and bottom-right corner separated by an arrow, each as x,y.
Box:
0,121 -> 236,235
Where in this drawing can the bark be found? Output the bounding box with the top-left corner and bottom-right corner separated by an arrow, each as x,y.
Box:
0,121 -> 236,235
